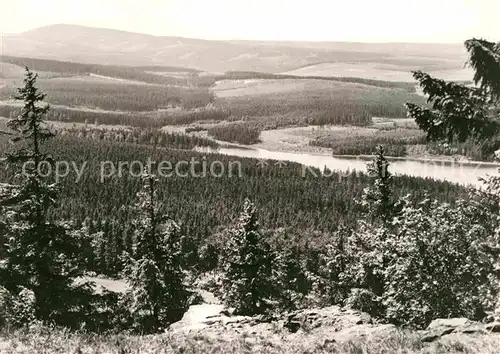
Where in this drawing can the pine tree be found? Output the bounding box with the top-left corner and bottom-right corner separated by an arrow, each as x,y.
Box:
0,68 -> 83,324
123,167 -> 188,333
361,146 -> 398,225
220,198 -> 278,315
406,38 -> 500,143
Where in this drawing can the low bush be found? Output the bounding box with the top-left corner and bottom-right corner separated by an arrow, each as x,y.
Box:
334,185 -> 500,328
0,286 -> 36,329
380,198 -> 499,327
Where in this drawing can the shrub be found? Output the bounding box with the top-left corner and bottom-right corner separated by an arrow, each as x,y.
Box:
0,286 -> 36,328
338,150 -> 500,328
0,287 -> 8,327
342,197 -> 500,328
381,198 -> 500,327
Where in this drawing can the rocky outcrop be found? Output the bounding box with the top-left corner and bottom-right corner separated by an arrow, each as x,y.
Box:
168,303 -> 274,338
168,295 -> 500,347
420,318 -> 496,342
284,306 -> 372,333
169,304 -> 226,332
282,306 -> 401,344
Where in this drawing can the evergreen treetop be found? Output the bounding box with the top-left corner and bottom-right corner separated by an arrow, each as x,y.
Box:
406,38 -> 500,143
0,67 -> 84,325
221,198 -> 280,315
361,146 -> 398,225
123,167 -> 188,333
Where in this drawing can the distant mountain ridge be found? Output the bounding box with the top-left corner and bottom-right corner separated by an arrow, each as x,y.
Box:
1,24 -> 469,74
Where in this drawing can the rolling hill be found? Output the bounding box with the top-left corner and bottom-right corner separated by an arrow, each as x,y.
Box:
1,24 -> 473,79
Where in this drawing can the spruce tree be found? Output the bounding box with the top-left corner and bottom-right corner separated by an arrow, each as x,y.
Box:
0,68 -> 83,324
361,145 -> 398,225
123,167 -> 188,333
406,38 -> 500,143
220,198 -> 277,315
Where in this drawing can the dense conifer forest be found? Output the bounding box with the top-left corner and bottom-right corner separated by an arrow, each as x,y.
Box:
0,131 -> 467,277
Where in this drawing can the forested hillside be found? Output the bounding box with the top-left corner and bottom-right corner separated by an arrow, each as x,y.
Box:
1,56 -> 425,133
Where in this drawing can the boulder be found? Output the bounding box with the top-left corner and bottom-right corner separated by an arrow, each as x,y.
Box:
421,318 -> 485,342
427,318 -> 472,330
169,304 -> 225,332
284,306 -> 372,333
485,322 -> 500,333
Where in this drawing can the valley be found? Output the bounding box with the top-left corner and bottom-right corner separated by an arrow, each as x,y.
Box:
0,53 -> 470,159
1,50 -> 495,186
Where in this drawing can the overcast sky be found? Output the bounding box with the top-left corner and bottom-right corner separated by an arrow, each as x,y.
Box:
1,0 -> 498,43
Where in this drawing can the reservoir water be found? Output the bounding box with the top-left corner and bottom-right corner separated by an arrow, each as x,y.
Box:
196,146 -> 500,187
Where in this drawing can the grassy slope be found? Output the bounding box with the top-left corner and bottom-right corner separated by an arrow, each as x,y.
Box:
1,326 -> 498,354
218,71 -> 418,91
282,61 -> 474,82
213,78 -> 421,99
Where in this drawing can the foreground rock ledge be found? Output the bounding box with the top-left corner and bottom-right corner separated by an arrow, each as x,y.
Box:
167,304 -> 500,346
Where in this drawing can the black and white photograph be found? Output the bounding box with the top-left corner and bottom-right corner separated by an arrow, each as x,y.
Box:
0,0 -> 499,352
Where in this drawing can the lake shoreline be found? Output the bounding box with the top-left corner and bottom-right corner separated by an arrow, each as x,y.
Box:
196,145 -> 498,187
